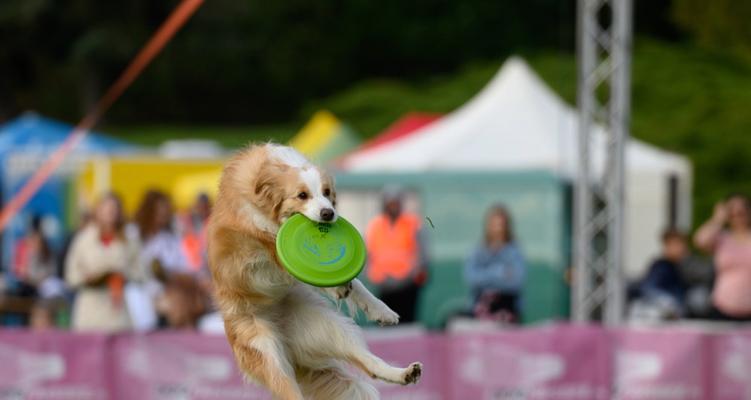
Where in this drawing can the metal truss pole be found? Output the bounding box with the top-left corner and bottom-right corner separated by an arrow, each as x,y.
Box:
573,0 -> 632,324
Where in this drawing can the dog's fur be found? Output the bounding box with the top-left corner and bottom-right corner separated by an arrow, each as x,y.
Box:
208,143 -> 422,400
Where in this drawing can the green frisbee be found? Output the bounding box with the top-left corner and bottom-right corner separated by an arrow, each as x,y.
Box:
276,214 -> 366,287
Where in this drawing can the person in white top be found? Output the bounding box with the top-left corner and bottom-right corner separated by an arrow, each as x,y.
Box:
65,193 -> 140,332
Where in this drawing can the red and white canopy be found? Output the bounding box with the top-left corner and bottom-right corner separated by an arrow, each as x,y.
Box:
341,57 -> 689,181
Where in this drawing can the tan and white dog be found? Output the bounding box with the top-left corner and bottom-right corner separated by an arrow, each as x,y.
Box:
208,143 -> 422,400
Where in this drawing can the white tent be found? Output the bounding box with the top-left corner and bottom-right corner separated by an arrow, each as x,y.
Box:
342,57 -> 692,278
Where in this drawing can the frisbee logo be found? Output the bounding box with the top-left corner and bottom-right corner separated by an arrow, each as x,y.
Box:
302,238 -> 346,265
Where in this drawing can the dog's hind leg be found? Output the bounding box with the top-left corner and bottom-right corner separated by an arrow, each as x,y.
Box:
297,364 -> 379,400
224,315 -> 304,400
285,287 -> 422,386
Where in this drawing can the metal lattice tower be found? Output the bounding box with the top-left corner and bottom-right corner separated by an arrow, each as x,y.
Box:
573,0 -> 632,324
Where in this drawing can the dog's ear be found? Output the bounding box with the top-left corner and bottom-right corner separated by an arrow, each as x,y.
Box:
252,163 -> 286,219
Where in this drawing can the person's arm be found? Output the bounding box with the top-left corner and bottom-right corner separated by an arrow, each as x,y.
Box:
694,202 -> 727,252
464,248 -> 500,287
497,245 -> 526,292
64,235 -> 87,288
65,233 -> 120,288
465,245 -> 527,295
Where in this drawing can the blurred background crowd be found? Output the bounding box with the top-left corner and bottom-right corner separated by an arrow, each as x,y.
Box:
4,179 -> 751,332
2,189 -> 213,332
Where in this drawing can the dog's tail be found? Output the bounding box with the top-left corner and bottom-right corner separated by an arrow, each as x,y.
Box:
297,364 -> 379,400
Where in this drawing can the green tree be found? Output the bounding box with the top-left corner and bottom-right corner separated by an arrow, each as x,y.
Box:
672,0 -> 751,58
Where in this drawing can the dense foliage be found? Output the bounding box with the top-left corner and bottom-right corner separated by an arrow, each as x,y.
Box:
1,0 -> 575,122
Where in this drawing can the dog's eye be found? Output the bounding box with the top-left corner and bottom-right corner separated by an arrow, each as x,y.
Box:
297,192 -> 309,200
323,188 -> 331,197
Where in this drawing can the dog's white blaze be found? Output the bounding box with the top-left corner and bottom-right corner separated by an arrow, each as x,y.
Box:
298,167 -> 337,223
267,144 -> 309,169
300,167 -> 323,196
267,143 -> 336,223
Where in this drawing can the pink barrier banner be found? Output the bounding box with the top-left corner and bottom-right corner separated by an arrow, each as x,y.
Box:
612,328 -> 711,400
710,329 -> 751,400
7,324 -> 751,399
0,330 -> 110,400
365,331 -> 449,399
111,332 -> 270,399
447,324 -> 611,400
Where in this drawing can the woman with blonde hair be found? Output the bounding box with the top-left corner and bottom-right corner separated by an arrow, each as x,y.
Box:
65,193 -> 140,332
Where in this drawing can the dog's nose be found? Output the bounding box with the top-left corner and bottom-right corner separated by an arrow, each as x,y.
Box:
320,208 -> 335,222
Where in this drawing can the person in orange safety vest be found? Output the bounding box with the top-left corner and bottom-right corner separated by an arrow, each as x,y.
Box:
365,187 -> 428,323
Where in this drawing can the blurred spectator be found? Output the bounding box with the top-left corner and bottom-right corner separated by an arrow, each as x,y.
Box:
694,194 -> 751,321
464,204 -> 526,324
179,193 -> 211,273
365,187 -> 427,323
65,193 -> 140,332
12,215 -> 56,297
628,229 -> 689,321
135,190 -> 190,276
29,300 -> 62,331
135,190 -> 207,329
679,257 -> 715,319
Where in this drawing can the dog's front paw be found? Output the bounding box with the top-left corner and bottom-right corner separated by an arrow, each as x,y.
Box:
372,308 -> 400,326
401,362 -> 422,385
334,282 -> 353,300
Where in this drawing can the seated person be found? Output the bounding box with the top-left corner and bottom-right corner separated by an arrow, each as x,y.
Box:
464,205 -> 526,323
629,229 -> 689,320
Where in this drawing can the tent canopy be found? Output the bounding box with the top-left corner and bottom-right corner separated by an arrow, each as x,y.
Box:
0,112 -> 135,158
340,57 -> 693,278
342,57 -> 690,179
288,110 -> 360,165
355,112 -> 441,153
